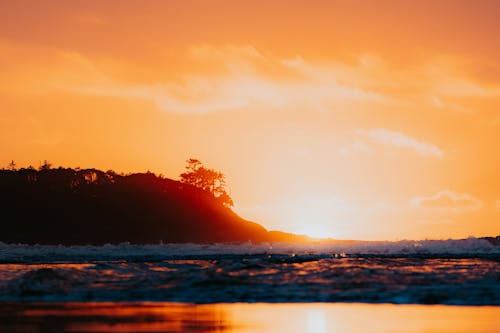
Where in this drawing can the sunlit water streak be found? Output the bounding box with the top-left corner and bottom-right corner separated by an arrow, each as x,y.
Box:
0,302 -> 498,333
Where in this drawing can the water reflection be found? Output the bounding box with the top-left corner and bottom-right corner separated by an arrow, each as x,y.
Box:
0,302 -> 498,333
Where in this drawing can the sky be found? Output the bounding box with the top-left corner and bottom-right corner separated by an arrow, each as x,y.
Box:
1,0 -> 499,240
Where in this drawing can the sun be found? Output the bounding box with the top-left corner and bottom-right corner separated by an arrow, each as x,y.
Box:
284,195 -> 342,239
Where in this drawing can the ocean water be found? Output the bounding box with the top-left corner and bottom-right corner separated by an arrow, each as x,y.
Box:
0,238 -> 498,304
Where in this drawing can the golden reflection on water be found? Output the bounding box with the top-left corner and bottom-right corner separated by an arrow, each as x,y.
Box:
1,302 -> 498,333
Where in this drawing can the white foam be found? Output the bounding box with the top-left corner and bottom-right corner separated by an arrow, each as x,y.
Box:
0,237 -> 497,262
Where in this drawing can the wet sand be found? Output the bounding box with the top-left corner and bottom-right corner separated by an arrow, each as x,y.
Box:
0,302 -> 498,333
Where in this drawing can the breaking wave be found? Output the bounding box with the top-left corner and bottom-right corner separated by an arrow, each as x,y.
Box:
0,237 -> 498,263
0,238 -> 498,304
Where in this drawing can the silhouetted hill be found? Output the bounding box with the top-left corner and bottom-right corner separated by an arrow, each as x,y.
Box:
0,167 -> 301,245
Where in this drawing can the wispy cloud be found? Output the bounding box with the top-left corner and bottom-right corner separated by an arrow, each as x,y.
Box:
3,39 -> 499,115
355,128 -> 443,157
411,190 -> 483,212
338,140 -> 373,156
70,45 -> 384,113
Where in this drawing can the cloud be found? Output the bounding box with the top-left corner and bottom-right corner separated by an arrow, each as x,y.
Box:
411,190 -> 483,212
3,39 -> 499,116
356,128 -> 443,157
63,44 -> 385,113
73,50 -> 500,113
338,140 -> 373,156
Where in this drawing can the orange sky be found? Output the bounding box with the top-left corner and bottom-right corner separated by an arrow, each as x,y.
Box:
1,0 -> 499,240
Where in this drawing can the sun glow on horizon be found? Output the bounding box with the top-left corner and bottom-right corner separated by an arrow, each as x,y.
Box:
284,196 -> 345,239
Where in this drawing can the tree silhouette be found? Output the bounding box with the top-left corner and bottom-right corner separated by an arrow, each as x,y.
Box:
180,158 -> 233,207
39,160 -> 52,171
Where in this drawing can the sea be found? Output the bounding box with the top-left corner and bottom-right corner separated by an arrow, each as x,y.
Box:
0,238 -> 498,332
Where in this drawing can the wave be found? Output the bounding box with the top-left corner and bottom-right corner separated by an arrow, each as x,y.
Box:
0,237 -> 498,263
0,238 -> 498,304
